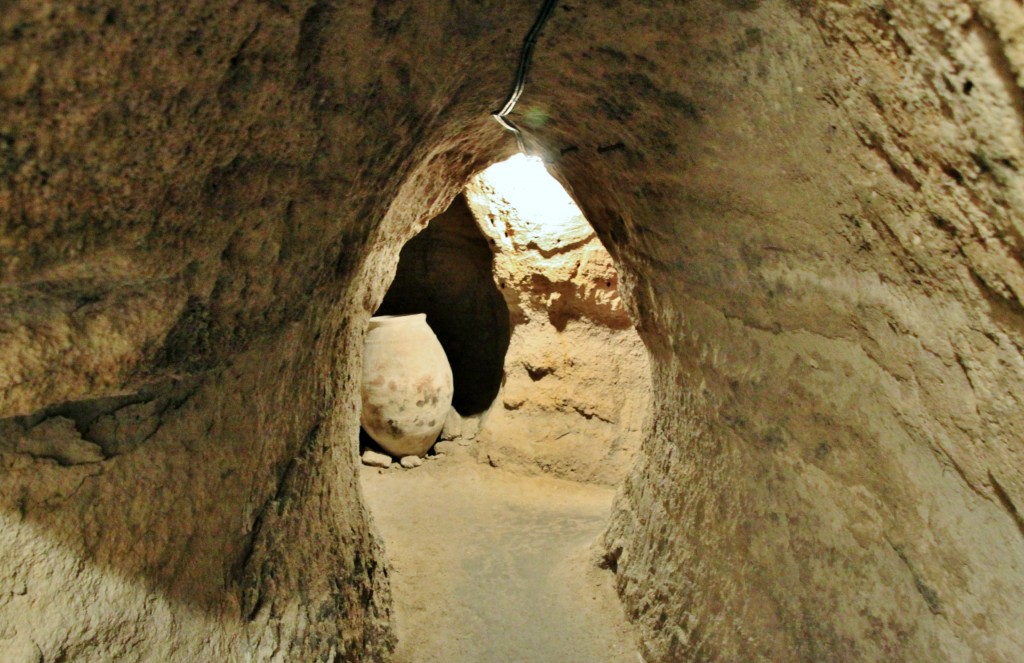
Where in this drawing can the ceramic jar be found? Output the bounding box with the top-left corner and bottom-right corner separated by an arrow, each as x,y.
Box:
360,314 -> 453,457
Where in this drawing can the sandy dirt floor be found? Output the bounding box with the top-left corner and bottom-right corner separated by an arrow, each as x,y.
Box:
360,448 -> 642,663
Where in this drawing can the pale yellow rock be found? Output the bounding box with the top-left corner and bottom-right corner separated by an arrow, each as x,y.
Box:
362,450 -> 393,469
466,158 -> 652,486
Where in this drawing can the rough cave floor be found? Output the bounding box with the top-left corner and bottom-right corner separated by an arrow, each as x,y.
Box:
360,444 -> 640,663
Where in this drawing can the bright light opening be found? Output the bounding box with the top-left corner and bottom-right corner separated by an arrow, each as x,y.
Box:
471,154 -> 593,253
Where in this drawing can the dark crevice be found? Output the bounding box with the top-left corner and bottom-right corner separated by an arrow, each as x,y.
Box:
0,377 -> 203,462
887,537 -> 942,615
990,472 -> 1024,540
526,364 -> 553,381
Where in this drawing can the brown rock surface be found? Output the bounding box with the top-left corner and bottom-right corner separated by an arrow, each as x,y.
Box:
527,2 -> 1024,661
0,1 -> 520,659
1,0 -> 1024,661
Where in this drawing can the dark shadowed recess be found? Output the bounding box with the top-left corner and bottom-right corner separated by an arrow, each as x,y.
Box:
376,194 -> 511,415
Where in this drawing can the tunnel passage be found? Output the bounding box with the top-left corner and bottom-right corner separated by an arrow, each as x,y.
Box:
376,195 -> 511,416
459,154 -> 651,486
4,0 -> 1024,660
359,155 -> 652,661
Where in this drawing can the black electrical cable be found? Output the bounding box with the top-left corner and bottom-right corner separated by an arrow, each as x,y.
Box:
492,0 -> 558,153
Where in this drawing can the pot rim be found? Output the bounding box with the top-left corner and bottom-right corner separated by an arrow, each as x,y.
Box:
368,313 -> 427,329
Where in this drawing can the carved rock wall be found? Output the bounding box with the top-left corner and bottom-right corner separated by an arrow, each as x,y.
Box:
517,1 -> 1024,660
0,1 -> 521,659
2,0 -> 1024,661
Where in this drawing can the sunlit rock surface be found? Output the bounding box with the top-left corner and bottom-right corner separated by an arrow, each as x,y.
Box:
466,156 -> 650,486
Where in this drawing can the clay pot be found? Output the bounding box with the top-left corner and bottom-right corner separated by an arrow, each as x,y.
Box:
360,314 -> 454,457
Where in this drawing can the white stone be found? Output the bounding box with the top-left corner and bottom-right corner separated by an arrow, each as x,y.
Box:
400,455 -> 423,469
433,440 -> 457,456
439,407 -> 463,441
361,450 -> 392,469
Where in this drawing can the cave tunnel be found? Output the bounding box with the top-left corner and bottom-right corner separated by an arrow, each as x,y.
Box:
358,152 -> 653,660
362,154 -> 650,483
2,1 -> 1024,662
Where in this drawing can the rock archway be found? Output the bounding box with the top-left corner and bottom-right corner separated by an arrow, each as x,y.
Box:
1,1 -> 1023,661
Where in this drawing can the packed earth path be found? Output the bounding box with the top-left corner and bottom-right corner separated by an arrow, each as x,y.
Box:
360,445 -> 642,663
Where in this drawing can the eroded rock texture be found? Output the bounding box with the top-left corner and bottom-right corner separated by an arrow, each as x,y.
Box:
2,0 -> 1024,661
0,1 -> 520,660
521,1 -> 1024,661
465,161 -> 650,485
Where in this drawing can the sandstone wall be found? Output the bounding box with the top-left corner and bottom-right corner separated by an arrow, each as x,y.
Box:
465,165 -> 650,485
515,0 -> 1024,660
2,0 -> 1024,661
0,1 -> 521,659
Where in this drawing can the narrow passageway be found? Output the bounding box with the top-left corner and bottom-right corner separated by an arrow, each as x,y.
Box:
9,2 -> 1024,660
360,448 -> 640,663
358,154 -> 649,661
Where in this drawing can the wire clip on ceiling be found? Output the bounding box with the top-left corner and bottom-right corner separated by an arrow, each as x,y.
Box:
492,0 -> 558,153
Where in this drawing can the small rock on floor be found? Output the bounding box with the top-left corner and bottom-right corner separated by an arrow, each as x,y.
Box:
362,450 -> 392,469
400,455 -> 423,469
434,440 -> 457,456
